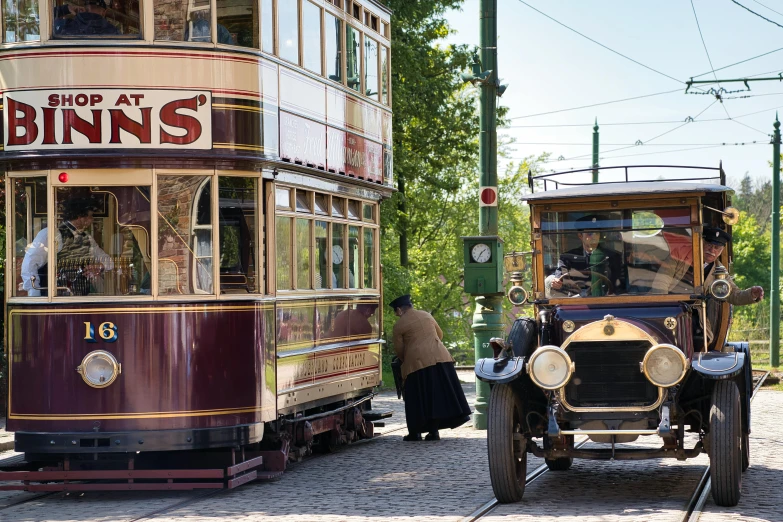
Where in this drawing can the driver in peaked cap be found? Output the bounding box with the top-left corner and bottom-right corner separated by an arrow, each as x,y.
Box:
389,294 -> 471,442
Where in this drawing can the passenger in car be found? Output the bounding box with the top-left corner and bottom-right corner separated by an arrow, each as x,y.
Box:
653,227 -> 763,344
54,0 -> 119,36
546,214 -> 625,297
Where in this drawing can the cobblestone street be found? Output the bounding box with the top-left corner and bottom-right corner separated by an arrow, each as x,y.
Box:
1,375 -> 782,521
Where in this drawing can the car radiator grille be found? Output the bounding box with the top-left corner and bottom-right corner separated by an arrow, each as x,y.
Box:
563,340 -> 658,408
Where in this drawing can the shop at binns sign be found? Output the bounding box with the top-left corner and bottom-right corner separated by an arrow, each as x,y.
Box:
3,89 -> 213,151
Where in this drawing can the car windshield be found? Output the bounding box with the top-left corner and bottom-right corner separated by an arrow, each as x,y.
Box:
541,208 -> 694,298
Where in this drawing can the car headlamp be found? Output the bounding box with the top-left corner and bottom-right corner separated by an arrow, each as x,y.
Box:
507,285 -> 528,306
77,350 -> 121,388
526,345 -> 574,390
641,344 -> 687,388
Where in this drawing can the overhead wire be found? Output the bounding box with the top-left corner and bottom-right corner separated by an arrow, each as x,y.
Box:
690,0 -> 732,120
508,89 -> 682,120
514,0 -> 696,87
691,48 -> 783,79
749,0 -> 783,18
730,0 -> 783,29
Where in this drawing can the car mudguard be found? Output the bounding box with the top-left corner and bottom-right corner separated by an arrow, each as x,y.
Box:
725,341 -> 752,434
475,356 -> 525,384
691,350 -> 746,380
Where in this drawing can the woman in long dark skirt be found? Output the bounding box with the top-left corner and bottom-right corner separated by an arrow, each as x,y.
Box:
390,294 -> 472,441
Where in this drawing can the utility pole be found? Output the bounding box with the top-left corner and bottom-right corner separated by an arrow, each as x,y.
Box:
461,0 -> 505,430
771,115 -> 780,368
592,118 -> 599,183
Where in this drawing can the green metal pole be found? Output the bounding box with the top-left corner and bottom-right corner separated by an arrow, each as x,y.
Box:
472,0 -> 503,430
771,115 -> 780,368
592,118 -> 599,183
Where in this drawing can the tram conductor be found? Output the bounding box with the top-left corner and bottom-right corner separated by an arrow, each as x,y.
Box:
390,294 -> 472,441
21,197 -> 114,296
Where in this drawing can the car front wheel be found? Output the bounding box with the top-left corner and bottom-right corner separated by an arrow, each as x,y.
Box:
709,380 -> 742,507
487,383 -> 527,503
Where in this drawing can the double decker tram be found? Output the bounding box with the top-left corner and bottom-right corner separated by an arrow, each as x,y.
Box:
0,0 -> 393,490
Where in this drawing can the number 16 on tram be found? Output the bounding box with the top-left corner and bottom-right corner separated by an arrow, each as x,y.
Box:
0,0 -> 393,491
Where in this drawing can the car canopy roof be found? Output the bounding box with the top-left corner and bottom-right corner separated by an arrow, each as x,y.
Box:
522,182 -> 733,202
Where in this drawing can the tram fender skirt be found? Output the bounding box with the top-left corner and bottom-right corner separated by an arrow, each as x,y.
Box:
475,356 -> 525,384
709,380 -> 743,507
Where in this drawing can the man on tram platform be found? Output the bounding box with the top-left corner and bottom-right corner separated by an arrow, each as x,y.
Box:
54,0 -> 119,36
21,197 -> 114,296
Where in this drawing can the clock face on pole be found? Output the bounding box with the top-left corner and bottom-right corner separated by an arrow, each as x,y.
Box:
471,243 -> 491,263
332,244 -> 344,264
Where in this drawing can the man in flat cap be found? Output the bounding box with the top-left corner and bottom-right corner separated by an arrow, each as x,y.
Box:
390,294 -> 471,441
653,226 -> 763,344
547,214 -> 625,297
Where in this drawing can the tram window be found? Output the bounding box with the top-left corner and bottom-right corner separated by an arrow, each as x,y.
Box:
315,220 -> 329,288
12,177 -> 47,297
347,199 -> 360,219
381,45 -> 389,105
278,0 -> 299,64
363,227 -> 374,288
331,196 -> 344,217
154,0 -> 230,44
302,1 -> 322,74
218,177 -> 259,294
362,203 -> 374,222
53,0 -> 141,38
295,190 -> 312,212
276,216 -> 293,289
325,12 -> 342,83
157,176 -> 213,295
346,25 -> 360,92
216,0 -> 257,48
3,0 -> 40,42
332,223 -> 345,288
314,193 -> 329,214
364,36 -> 378,99
348,225 -> 359,289
276,186 -> 292,209
36,185 -> 152,297
261,0 -> 273,53
296,218 -> 311,289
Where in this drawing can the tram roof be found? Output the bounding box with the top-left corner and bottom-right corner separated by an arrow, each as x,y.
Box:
522,182 -> 733,202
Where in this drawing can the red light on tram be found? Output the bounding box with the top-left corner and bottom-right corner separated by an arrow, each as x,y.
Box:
58,172 -> 69,183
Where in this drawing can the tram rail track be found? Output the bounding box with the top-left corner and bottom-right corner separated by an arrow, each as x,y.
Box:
464,370 -> 771,522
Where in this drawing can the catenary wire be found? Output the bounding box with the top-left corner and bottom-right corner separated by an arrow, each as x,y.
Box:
730,0 -> 783,29
691,47 -> 783,78
514,0 -> 691,86
691,0 -> 733,122
508,89 -> 682,120
749,0 -> 783,18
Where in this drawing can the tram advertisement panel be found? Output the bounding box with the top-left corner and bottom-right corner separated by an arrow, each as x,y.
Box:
3,89 -> 213,151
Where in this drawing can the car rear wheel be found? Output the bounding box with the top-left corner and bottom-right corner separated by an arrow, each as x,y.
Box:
487,383 -> 527,503
709,380 -> 742,507
545,457 -> 573,471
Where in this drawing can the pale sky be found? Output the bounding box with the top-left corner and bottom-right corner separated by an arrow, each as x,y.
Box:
445,0 -> 783,186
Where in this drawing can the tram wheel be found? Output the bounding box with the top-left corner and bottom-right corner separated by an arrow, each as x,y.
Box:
709,380 -> 742,507
741,432 -> 750,472
487,383 -> 527,503
544,457 -> 573,471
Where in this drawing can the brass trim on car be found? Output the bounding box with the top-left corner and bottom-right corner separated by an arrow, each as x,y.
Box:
76,350 -> 121,389
557,315 -> 664,413
641,343 -> 689,387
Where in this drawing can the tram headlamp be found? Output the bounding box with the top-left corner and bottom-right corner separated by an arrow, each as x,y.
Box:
641,344 -> 688,388
526,345 -> 574,390
77,350 -> 121,388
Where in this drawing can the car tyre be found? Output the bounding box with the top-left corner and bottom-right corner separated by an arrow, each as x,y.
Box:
487,383 -> 527,503
709,380 -> 742,507
507,318 -> 536,358
545,457 -> 573,471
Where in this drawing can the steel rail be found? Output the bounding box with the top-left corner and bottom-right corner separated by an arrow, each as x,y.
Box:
679,370 -> 770,522
461,437 -> 591,522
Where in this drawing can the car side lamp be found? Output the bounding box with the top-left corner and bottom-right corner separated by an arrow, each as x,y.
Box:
709,265 -> 732,300
504,251 -> 530,306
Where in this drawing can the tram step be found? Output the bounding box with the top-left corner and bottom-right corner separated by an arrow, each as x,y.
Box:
362,409 -> 393,421
0,454 -> 27,469
256,470 -> 285,481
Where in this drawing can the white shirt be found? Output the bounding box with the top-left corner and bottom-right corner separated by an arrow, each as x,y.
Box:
21,222 -> 113,296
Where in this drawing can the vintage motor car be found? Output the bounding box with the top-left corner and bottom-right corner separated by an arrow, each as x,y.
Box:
476,165 -> 755,507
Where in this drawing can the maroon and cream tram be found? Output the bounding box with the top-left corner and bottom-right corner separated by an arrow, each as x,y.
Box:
0,0 -> 393,490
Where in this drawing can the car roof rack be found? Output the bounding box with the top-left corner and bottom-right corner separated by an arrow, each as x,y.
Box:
527,163 -> 725,194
